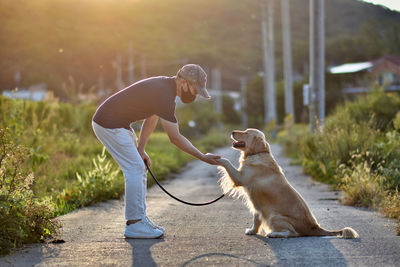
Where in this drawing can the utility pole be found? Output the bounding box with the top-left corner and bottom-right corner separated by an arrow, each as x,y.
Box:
261,0 -> 277,133
212,68 -> 223,129
128,43 -> 135,85
281,0 -> 294,122
141,55 -> 147,79
240,76 -> 248,128
115,53 -> 124,90
317,0 -> 325,128
212,68 -> 222,116
309,0 -> 325,131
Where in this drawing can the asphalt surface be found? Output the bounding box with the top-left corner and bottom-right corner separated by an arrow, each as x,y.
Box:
1,144 -> 399,267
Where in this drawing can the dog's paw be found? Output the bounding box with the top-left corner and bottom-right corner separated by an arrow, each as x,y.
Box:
245,228 -> 257,235
216,158 -> 229,166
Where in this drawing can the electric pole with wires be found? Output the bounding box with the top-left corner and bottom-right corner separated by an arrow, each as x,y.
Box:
309,0 -> 325,132
261,0 -> 277,134
281,0 -> 294,123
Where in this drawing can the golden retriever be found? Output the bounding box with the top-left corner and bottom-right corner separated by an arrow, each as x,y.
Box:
216,128 -> 358,239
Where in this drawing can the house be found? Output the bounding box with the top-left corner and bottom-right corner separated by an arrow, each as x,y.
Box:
371,56 -> 400,92
329,56 -> 400,94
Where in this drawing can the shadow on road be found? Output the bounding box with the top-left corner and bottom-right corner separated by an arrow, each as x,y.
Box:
125,238 -> 164,267
254,235 -> 349,265
181,252 -> 260,266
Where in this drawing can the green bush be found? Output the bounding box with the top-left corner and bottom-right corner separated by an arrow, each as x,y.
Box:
276,123 -> 308,163
0,128 -> 59,255
300,90 -> 400,185
344,87 -> 400,131
300,114 -> 377,184
175,101 -> 219,137
222,95 -> 241,125
279,89 -> 400,233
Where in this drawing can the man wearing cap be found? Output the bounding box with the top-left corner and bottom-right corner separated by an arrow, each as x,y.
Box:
92,64 -> 220,239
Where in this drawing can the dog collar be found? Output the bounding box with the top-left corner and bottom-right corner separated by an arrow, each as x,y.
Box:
245,150 -> 269,157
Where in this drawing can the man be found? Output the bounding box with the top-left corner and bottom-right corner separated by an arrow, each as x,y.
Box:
92,64 -> 220,239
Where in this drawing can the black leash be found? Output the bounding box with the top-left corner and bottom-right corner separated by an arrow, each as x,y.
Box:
145,163 -> 224,206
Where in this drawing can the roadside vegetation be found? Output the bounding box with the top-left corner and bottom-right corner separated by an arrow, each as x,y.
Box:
277,88 -> 400,235
0,96 -> 229,255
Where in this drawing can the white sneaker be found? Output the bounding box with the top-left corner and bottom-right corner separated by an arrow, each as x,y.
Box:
124,220 -> 164,239
144,216 -> 165,232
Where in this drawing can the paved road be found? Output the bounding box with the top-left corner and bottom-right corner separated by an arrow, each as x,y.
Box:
1,145 -> 399,266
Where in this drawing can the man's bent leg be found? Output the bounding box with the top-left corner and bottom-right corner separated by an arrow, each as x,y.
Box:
92,122 -> 146,220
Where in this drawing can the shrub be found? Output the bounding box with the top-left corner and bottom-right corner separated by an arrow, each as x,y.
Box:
279,90 -> 400,233
300,89 -> 400,184
344,87 -> 400,131
300,116 -> 377,184
175,101 -> 219,137
380,191 -> 400,223
277,123 -> 308,163
0,128 -> 60,255
340,159 -> 386,208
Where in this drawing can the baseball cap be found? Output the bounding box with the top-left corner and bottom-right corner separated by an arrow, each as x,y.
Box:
177,64 -> 210,99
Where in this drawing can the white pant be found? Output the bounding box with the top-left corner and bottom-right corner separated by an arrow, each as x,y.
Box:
92,121 -> 147,221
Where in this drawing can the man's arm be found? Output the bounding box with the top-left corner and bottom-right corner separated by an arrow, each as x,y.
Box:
160,119 -> 220,165
137,115 -> 159,165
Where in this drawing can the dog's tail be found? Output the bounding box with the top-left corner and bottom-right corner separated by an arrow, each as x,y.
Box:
313,227 -> 359,239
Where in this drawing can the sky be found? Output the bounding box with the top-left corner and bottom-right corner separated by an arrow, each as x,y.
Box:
361,0 -> 400,11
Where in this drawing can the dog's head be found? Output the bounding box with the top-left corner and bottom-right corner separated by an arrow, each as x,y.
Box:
231,128 -> 270,155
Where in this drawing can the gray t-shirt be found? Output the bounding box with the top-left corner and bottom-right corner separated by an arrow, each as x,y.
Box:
93,76 -> 177,129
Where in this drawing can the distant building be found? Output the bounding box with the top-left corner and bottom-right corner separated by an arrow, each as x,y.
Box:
329,56 -> 400,94
371,56 -> 400,92
2,83 -> 48,101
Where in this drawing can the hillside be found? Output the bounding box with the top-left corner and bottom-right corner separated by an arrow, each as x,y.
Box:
0,0 -> 399,94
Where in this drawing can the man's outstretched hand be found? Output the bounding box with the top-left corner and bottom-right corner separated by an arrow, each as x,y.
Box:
202,153 -> 221,165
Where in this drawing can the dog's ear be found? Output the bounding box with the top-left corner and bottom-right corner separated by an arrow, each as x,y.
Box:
248,136 -> 269,154
263,139 -> 271,153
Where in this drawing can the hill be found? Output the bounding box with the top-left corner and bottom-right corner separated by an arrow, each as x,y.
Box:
0,0 -> 399,94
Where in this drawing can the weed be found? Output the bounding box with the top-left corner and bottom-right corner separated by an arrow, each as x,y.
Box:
0,128 -> 59,255
340,160 -> 386,208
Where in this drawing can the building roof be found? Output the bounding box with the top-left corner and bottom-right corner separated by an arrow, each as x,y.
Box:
373,55 -> 400,67
329,62 -> 373,74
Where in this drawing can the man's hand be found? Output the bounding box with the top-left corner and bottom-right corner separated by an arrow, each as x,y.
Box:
215,157 -> 230,167
139,150 -> 151,167
201,153 -> 221,165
